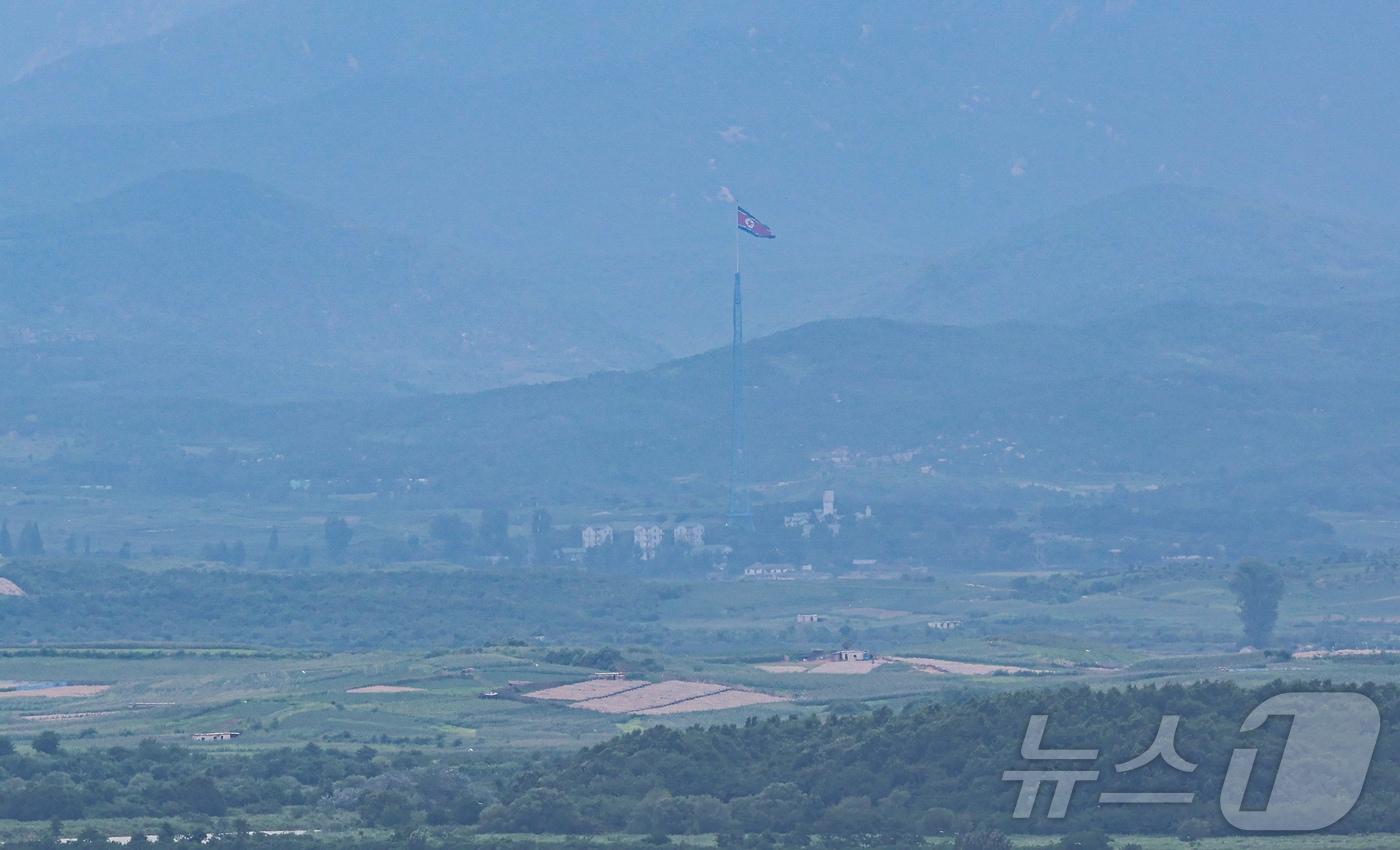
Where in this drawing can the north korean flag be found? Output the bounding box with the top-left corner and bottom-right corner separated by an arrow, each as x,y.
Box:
737,207 -> 776,239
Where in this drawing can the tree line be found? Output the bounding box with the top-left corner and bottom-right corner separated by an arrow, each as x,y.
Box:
486,680 -> 1400,839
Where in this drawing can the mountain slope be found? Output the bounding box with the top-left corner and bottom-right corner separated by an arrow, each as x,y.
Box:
14,301 -> 1400,518
3,3 -> 1399,256
884,185 -> 1400,324
0,170 -> 665,399
0,0 -> 233,85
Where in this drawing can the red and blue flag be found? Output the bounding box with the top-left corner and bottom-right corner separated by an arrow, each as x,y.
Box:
737,207 -> 775,239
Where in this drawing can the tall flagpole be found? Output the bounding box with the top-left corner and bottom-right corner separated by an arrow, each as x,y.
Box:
727,218 -> 753,529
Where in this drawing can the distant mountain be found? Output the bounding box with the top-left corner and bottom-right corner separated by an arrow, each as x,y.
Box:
3,2 -> 1399,258
0,170 -> 665,399
4,4 -> 1399,367
0,0 -> 233,85
883,186 -> 1400,324
0,0 -> 701,129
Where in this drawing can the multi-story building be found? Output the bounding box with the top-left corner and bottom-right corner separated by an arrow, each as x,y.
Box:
672,523 -> 705,547
633,524 -> 664,560
581,525 -> 613,549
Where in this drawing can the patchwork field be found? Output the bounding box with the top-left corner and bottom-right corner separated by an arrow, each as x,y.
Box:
0,558 -> 1398,757
635,689 -> 785,715
529,678 -> 786,715
527,679 -> 646,702
0,682 -> 111,699
757,655 -> 1046,677
886,655 -> 1046,676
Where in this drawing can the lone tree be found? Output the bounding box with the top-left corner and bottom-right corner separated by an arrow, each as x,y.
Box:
32,730 -> 61,755
1229,560 -> 1285,647
324,517 -> 353,562
17,521 -> 43,556
529,509 -> 553,564
479,508 -> 510,555
428,513 -> 470,557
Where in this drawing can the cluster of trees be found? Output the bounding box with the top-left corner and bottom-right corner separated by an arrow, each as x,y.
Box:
357,509 -> 557,566
1011,560 -> 1288,648
197,528 -> 314,569
1,522 -> 138,562
0,737 -> 389,822
201,540 -> 248,565
2,681 -> 1398,844
488,681 -> 1400,838
0,520 -> 46,557
0,559 -> 674,650
539,647 -> 662,674
0,733 -> 506,845
423,509 -> 554,564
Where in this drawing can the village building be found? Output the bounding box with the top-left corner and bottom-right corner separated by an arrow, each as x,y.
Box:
672,523 -> 705,547
191,731 -> 241,742
633,524 -> 663,560
581,525 -> 613,549
784,511 -> 812,529
796,613 -> 822,623
744,563 -> 796,578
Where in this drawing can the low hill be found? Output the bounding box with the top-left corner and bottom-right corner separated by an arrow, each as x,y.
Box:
0,170 -> 664,399
489,681 -> 1400,836
12,300 -> 1400,519
885,185 -> 1400,325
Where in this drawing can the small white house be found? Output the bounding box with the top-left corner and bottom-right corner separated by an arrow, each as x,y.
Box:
784,512 -> 812,529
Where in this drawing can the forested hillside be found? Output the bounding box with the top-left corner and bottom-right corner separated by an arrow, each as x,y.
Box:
0,681 -> 1393,841
492,681 -> 1400,838
0,560 -> 675,650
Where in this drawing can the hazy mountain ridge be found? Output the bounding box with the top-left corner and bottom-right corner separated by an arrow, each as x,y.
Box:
3,3 -> 1398,253
0,170 -> 665,398
7,174 -> 1397,399
0,0 -> 234,85
886,185 -> 1400,324
3,2 -> 1398,385
4,4 -> 1400,508
12,301 -> 1400,517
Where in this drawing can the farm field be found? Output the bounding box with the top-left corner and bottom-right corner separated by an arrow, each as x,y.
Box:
3,636 -> 1400,756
